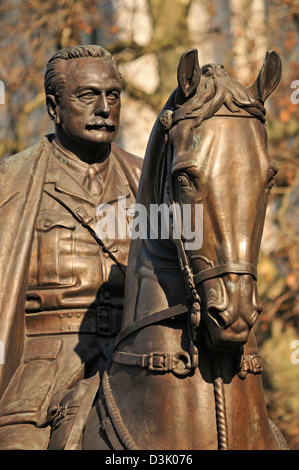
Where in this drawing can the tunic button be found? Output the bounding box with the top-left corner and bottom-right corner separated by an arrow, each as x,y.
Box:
44,220 -> 51,228
103,291 -> 110,300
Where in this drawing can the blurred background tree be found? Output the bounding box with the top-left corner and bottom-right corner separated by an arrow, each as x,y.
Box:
0,0 -> 298,449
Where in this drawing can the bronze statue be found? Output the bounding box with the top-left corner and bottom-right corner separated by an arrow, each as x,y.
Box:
0,45 -> 142,450
76,49 -> 288,450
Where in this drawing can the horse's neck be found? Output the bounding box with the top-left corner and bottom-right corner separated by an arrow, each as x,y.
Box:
130,238 -> 186,321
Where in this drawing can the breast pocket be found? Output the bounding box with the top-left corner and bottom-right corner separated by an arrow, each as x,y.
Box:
34,212 -> 76,286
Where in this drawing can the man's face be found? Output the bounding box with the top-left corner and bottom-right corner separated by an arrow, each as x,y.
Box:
55,57 -> 121,150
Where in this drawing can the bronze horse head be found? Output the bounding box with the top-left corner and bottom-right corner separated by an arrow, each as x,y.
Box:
80,49 -> 287,450
158,49 -> 280,352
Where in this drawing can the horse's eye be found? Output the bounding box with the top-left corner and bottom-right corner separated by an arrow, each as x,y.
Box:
267,167 -> 277,190
177,174 -> 191,190
267,174 -> 276,190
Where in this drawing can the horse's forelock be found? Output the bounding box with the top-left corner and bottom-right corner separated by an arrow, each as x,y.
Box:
161,70 -> 266,131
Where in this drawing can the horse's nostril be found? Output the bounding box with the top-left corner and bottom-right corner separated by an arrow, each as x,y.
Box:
248,310 -> 259,327
208,307 -> 230,329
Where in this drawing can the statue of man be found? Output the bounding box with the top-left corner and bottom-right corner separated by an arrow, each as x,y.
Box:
0,45 -> 143,449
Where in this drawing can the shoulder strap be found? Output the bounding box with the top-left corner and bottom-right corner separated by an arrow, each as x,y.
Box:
44,187 -> 126,277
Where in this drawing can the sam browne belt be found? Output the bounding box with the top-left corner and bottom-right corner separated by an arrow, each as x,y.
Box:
25,307 -> 123,337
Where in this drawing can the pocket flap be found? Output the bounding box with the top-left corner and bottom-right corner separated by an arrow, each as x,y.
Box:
36,211 -> 76,231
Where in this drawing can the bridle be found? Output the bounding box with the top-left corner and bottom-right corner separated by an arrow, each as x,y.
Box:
165,132 -> 258,372
113,110 -> 259,373
108,109 -> 263,451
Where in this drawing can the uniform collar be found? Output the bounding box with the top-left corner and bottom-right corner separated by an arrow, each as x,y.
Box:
46,140 -> 130,205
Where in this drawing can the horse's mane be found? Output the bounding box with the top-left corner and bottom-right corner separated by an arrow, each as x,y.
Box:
160,64 -> 266,131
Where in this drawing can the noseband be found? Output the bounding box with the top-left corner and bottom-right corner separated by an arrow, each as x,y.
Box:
193,262 -> 257,284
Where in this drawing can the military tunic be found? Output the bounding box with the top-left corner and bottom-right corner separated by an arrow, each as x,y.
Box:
0,137 -> 142,448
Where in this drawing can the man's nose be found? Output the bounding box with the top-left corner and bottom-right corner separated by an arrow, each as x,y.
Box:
94,93 -> 110,116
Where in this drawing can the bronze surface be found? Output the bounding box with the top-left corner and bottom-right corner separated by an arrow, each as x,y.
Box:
81,49 -> 287,450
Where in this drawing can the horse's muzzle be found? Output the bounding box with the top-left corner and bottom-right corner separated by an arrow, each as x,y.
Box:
200,274 -> 263,350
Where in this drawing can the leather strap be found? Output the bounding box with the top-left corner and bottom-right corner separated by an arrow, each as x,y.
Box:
64,374 -> 100,450
113,302 -> 188,350
193,262 -> 257,285
44,188 -> 126,277
113,350 -> 192,376
113,351 -> 179,372
25,307 -> 122,337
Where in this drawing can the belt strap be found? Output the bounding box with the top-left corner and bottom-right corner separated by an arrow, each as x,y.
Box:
25,307 -> 122,337
113,350 -> 192,376
113,351 -> 178,372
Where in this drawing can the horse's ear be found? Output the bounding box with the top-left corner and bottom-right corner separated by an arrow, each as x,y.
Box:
248,50 -> 282,103
177,48 -> 201,99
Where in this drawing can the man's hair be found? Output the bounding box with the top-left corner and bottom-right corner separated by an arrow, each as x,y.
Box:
44,45 -> 121,100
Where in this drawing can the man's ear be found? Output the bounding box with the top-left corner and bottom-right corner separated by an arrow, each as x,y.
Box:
46,95 -> 60,124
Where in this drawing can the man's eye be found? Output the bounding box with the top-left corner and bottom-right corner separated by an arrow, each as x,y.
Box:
79,92 -> 95,100
107,92 -> 120,105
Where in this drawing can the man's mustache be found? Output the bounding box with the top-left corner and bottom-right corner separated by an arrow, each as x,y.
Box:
86,118 -> 116,129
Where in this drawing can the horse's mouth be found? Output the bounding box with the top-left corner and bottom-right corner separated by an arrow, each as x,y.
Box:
202,320 -> 249,352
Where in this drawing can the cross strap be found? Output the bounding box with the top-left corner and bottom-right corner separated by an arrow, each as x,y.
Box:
44,186 -> 126,277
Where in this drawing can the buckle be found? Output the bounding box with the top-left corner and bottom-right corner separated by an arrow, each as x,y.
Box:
96,306 -> 112,336
146,351 -> 192,375
74,206 -> 94,227
247,354 -> 263,374
238,353 -> 263,379
172,351 -> 192,376
147,352 -> 170,372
